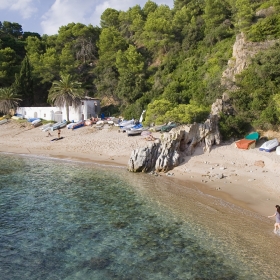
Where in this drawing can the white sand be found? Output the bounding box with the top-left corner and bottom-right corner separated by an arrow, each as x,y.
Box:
1,119 -> 280,217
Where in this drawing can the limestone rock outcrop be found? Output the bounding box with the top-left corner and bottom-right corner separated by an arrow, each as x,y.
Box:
128,141 -> 161,173
221,32 -> 278,91
128,114 -> 220,173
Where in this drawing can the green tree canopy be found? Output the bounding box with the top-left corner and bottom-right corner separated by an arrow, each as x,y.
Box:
14,55 -> 33,106
141,5 -> 175,53
100,8 -> 120,29
116,45 -> 144,75
1,21 -> 23,38
97,27 -> 127,62
0,47 -> 20,87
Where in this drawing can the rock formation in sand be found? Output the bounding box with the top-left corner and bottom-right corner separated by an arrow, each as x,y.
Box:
128,109 -> 221,173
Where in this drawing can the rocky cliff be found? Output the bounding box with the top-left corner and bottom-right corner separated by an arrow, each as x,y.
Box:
222,32 -> 278,92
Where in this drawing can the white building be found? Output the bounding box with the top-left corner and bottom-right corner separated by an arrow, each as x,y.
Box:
17,97 -> 100,122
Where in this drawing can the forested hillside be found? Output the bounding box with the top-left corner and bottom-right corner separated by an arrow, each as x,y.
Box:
1,0 -> 280,139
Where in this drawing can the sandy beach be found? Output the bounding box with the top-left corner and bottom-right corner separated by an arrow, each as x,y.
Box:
1,119 -> 280,218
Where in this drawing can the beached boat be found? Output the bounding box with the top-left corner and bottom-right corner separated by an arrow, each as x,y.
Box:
31,119 -> 41,127
12,114 -> 23,120
245,132 -> 259,141
67,120 -> 83,129
51,120 -> 67,131
161,123 -> 177,132
42,125 -> 54,132
0,116 -> 5,121
127,124 -> 149,136
32,120 -> 42,127
0,118 -> 8,125
107,120 -> 115,125
32,119 -> 41,125
127,129 -> 143,136
96,120 -> 104,126
120,124 -> 135,132
235,139 -> 256,150
40,123 -> 53,131
72,121 -> 85,130
11,116 -> 21,120
259,138 -> 279,152
27,117 -> 39,122
149,124 -> 165,132
119,119 -> 134,128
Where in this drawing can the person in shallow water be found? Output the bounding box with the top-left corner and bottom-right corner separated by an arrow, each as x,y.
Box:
268,205 -> 280,233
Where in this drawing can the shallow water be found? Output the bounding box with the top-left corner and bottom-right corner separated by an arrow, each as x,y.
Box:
0,153 -> 278,279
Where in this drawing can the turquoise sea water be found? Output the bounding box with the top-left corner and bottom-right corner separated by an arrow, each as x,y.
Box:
0,153 -> 278,279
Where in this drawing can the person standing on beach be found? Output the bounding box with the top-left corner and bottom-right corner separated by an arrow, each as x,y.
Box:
268,205 -> 280,233
58,129 -> 61,139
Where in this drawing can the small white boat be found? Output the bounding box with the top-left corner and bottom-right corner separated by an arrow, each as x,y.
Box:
11,115 -> 22,120
119,119 -> 134,127
32,121 -> 42,127
120,123 -> 135,132
67,121 -> 83,129
96,120 -> 104,126
40,123 -> 53,130
276,146 -> 280,155
127,129 -> 143,136
42,126 -> 53,132
259,138 -> 279,152
107,120 -> 115,125
126,124 -> 148,136
0,118 -> 8,125
149,124 -> 165,132
31,118 -> 41,125
72,120 -> 84,130
51,120 -> 67,131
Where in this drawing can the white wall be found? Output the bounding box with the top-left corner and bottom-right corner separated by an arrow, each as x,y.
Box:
17,99 -> 101,122
17,107 -> 56,121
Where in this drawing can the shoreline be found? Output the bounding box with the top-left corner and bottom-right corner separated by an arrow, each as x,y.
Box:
1,120 -> 280,218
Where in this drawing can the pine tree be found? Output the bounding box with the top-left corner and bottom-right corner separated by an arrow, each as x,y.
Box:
14,55 -> 33,106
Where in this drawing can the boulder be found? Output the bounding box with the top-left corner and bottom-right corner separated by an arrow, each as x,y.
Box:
128,114 -> 220,173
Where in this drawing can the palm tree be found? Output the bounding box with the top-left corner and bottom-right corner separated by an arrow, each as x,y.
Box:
48,74 -> 83,122
0,87 -> 22,115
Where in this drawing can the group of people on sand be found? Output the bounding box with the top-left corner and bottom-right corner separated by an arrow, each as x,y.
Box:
268,205 -> 280,234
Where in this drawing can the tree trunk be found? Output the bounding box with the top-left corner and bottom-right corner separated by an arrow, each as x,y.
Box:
66,102 -> 70,122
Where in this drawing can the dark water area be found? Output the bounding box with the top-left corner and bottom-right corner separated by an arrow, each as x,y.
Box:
0,153 -> 278,279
